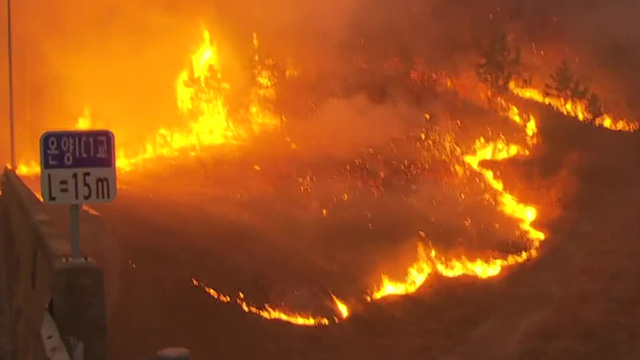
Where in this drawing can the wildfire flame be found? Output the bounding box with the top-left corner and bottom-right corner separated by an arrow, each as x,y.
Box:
116,30 -> 281,171
250,32 -> 283,134
370,96 -> 544,300
75,105 -> 92,130
369,77 -> 639,301
508,81 -> 639,132
13,106 -> 94,175
15,29 -> 282,175
173,29 -> 239,146
370,243 -> 536,300
191,278 -> 346,326
15,161 -> 40,176
13,29 -> 640,327
331,294 -> 350,319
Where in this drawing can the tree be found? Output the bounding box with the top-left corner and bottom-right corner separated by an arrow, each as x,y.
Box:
586,93 -> 604,120
545,60 -> 589,100
476,32 -> 522,93
546,60 -> 605,121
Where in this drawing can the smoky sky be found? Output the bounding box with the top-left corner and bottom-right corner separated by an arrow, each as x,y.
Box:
0,0 -> 639,164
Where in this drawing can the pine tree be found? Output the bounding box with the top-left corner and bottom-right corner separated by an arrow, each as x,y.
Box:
586,93 -> 604,120
546,60 -> 605,121
476,32 -> 522,93
545,60 -> 589,100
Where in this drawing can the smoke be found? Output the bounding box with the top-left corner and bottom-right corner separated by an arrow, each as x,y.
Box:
498,0 -> 640,114
0,0 -> 365,164
0,0 -> 195,163
289,94 -> 424,159
0,0 -> 639,165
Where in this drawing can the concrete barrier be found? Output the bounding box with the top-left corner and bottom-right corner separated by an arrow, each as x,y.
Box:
1,168 -> 107,360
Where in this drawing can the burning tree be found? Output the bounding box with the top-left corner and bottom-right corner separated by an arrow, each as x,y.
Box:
182,65 -> 229,108
249,33 -> 294,133
586,93 -> 604,120
476,32 -> 522,94
545,60 -> 604,120
545,60 -> 588,99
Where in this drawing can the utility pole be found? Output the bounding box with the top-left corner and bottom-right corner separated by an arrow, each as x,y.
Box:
7,0 -> 15,169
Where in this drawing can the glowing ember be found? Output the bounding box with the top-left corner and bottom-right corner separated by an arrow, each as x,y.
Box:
508,81 -> 639,132
191,278 -> 334,326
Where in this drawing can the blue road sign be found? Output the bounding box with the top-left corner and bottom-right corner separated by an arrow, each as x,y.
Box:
41,130 -> 115,170
40,130 -> 117,204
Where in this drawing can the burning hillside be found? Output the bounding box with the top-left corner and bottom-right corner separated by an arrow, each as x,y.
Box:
16,29 -> 284,175
186,70 -> 551,324
8,3 -> 640,329
178,28 -> 638,325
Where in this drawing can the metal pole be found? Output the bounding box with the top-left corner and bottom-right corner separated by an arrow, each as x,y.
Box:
70,204 -> 81,259
7,0 -> 16,169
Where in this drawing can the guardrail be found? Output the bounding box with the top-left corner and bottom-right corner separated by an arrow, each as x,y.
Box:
1,167 -> 107,360
1,168 -> 191,360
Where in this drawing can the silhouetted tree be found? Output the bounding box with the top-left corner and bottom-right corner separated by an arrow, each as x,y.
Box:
476,32 -> 522,93
546,60 -> 605,120
586,93 -> 604,120
545,60 -> 589,100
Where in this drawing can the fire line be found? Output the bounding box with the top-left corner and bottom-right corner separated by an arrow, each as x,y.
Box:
13,29 -> 640,327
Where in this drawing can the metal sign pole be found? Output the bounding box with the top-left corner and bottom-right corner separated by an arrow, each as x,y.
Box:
70,204 -> 81,259
40,130 -> 117,261
7,0 -> 16,169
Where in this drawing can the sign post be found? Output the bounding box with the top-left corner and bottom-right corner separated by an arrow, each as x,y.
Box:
70,203 -> 81,259
7,0 -> 15,169
40,130 -> 117,260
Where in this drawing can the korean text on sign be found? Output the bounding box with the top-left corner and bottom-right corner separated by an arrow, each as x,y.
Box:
42,132 -> 113,169
40,130 -> 117,204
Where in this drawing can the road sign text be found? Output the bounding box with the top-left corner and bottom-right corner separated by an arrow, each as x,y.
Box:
40,130 -> 117,204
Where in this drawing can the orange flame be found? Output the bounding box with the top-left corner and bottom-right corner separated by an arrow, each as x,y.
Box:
331,294 -> 350,319
250,32 -> 282,134
16,29 -> 283,176
116,29 -> 243,171
192,279 -> 336,326
16,32 -> 635,325
370,243 -> 536,300
193,87 -> 550,308
14,161 -> 40,176
370,97 -> 545,300
75,105 -> 92,130
371,243 -> 433,299
508,81 -> 639,132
